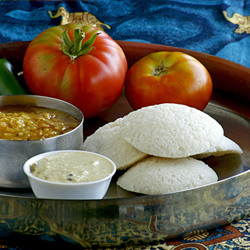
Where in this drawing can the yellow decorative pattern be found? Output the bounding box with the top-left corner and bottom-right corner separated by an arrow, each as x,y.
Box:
183,230 -> 209,241
48,7 -> 111,30
223,10 -> 250,33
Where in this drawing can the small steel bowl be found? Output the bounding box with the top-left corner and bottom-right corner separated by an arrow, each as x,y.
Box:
23,150 -> 116,200
0,95 -> 84,189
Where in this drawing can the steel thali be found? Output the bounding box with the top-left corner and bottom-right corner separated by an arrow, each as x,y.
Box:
0,41 -> 250,249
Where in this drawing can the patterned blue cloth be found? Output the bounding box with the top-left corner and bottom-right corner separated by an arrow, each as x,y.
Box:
0,0 -> 250,67
0,1 -> 250,249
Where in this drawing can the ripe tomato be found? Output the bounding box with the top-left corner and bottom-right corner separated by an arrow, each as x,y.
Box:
124,51 -> 212,110
23,24 -> 127,119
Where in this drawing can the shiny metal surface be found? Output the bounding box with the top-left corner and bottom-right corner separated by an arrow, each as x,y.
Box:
0,102 -> 248,198
0,95 -> 84,189
0,41 -> 250,248
1,100 -> 250,248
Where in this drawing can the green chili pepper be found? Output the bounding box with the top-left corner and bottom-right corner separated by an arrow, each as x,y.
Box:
0,59 -> 27,95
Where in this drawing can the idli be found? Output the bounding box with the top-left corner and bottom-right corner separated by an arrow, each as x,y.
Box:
119,103 -> 224,158
117,156 -> 218,195
194,136 -> 243,159
80,118 -> 148,170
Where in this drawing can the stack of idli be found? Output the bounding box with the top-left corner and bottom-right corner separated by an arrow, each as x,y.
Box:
81,118 -> 148,170
81,103 -> 243,195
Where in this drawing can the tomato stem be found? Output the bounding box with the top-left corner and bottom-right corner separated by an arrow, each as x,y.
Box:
151,60 -> 168,77
61,29 -> 100,62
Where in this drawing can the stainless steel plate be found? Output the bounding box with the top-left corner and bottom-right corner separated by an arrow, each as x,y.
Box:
1,41 -> 250,249
1,102 -> 250,249
0,101 -> 249,198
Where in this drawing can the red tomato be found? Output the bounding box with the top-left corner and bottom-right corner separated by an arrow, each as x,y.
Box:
124,51 -> 212,110
23,24 -> 127,119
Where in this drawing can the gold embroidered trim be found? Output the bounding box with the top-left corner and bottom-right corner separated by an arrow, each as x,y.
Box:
48,7 -> 111,30
223,10 -> 250,34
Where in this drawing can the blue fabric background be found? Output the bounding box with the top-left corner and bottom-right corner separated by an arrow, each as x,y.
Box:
0,0 -> 250,67
0,1 -> 250,249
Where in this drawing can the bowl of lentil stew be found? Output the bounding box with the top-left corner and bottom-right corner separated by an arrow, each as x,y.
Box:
0,95 -> 84,189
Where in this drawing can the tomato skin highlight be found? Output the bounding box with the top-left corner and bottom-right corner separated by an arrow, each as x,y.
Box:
23,24 -> 128,119
124,51 -> 212,111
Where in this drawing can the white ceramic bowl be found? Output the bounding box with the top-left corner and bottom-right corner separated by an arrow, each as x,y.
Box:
23,150 -> 116,200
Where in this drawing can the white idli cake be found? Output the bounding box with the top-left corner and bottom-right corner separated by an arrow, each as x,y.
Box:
81,118 -> 148,170
194,136 -> 243,159
119,103 -> 224,158
117,156 -> 218,195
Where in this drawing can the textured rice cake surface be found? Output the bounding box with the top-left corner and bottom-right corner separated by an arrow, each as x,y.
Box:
117,156 -> 218,195
119,103 -> 224,158
194,136 -> 243,158
80,118 -> 148,170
